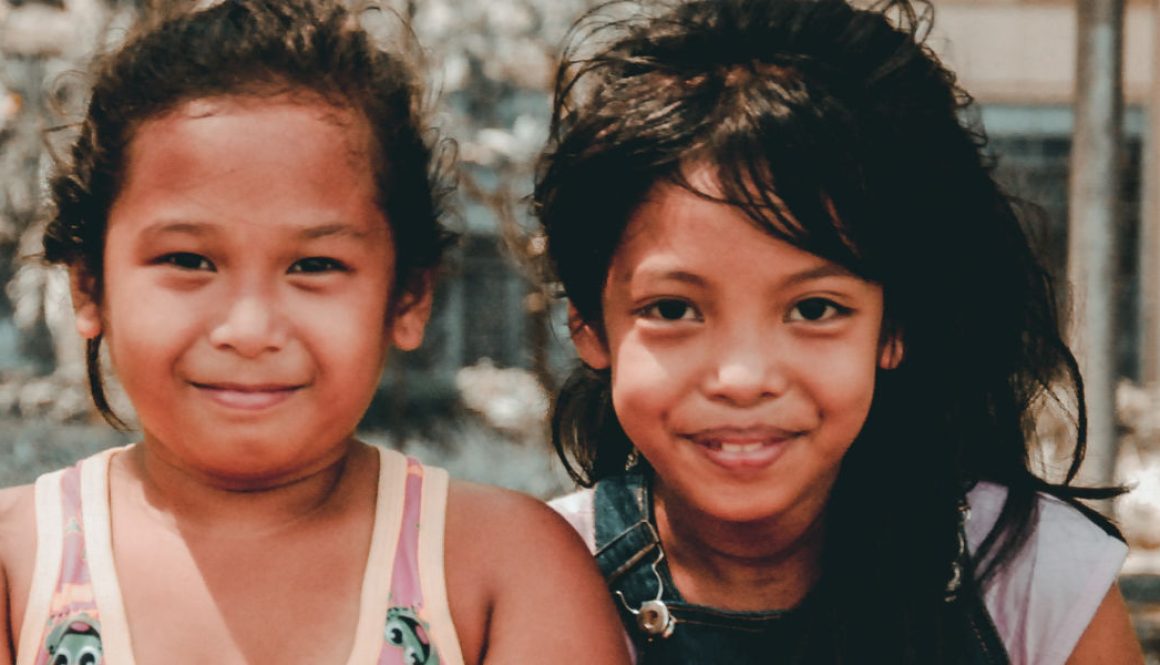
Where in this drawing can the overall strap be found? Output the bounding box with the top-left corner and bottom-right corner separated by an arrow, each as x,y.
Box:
593,474 -> 661,589
594,472 -> 678,632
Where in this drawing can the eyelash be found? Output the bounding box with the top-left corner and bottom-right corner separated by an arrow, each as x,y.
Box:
157,252 -> 213,271
787,297 -> 851,322
635,298 -> 701,322
288,257 -> 349,274
153,254 -> 349,274
634,297 -> 852,324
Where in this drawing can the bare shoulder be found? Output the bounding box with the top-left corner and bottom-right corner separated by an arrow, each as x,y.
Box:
447,481 -> 584,548
0,483 -> 36,522
1065,583 -> 1144,664
444,481 -> 629,665
443,481 -> 598,610
0,483 -> 37,665
0,482 -> 38,568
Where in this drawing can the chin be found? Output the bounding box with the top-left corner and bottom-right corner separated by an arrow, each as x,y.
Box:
706,502 -> 793,525
683,487 -> 794,525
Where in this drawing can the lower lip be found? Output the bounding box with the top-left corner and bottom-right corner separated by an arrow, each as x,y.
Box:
690,436 -> 796,471
196,386 -> 300,411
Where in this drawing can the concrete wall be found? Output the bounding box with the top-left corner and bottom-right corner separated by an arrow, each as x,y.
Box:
929,0 -> 1154,104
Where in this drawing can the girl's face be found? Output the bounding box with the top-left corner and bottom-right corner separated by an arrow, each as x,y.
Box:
73,95 -> 430,488
574,169 -> 901,526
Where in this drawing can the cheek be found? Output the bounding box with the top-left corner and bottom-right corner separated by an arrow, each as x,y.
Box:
806,348 -> 880,435
301,298 -> 393,381
608,339 -> 693,432
102,282 -> 195,354
328,292 -> 392,349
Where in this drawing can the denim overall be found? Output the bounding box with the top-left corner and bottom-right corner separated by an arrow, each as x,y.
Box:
594,473 -> 1011,664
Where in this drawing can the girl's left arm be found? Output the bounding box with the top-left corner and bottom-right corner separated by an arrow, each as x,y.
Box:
1065,582 -> 1144,664
445,482 -> 631,665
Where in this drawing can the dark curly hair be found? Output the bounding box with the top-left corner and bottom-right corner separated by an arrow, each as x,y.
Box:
534,0 -> 1122,660
43,0 -> 456,427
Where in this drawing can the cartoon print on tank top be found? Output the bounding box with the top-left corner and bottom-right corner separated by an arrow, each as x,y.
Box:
44,614 -> 101,665
380,459 -> 440,665
384,607 -> 437,665
37,466 -> 104,665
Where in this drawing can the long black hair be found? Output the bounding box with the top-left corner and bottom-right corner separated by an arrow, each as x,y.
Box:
533,0 -> 1122,660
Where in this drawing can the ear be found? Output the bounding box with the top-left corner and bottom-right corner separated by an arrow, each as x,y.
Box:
569,304 -> 610,370
69,266 -> 102,340
389,280 -> 434,352
878,329 -> 904,370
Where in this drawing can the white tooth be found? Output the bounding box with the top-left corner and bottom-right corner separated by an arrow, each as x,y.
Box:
720,442 -> 764,454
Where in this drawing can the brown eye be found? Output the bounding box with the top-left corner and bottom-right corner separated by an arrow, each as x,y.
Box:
640,298 -> 699,321
788,298 -> 849,322
158,252 -> 213,271
657,300 -> 690,320
289,257 -> 347,273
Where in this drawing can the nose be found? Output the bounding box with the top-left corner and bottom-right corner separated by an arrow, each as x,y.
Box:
702,330 -> 788,406
208,289 -> 289,357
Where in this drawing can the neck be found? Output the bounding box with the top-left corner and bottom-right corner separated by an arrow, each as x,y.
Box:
116,439 -> 373,539
654,483 -> 825,612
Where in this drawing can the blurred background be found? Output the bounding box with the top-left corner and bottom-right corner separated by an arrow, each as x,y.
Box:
1,0 -> 1159,657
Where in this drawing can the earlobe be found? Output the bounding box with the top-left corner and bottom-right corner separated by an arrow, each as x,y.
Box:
879,333 -> 904,370
69,267 -> 102,340
569,305 -> 610,370
390,283 -> 434,351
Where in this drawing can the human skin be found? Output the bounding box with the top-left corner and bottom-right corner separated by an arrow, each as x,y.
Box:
0,95 -> 629,665
573,167 -> 901,611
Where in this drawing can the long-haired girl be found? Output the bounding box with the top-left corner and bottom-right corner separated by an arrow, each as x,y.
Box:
539,0 -> 1144,662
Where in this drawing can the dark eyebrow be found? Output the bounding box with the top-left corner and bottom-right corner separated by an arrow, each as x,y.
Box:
297,223 -> 371,240
618,268 -> 707,287
624,264 -> 856,288
140,221 -> 215,239
139,221 -> 370,240
782,264 -> 858,287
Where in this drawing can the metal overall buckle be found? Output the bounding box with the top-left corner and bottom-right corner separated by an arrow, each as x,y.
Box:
614,522 -> 677,639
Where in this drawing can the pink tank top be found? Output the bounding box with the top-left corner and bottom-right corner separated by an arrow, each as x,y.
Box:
16,446 -> 464,665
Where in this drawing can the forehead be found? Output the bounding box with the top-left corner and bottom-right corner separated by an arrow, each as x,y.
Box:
627,159 -> 868,269
610,175 -> 859,287
111,94 -> 386,238
128,93 -> 374,172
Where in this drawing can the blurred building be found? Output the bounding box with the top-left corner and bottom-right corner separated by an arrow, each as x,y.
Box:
402,0 -> 1160,405
1,0 -> 1158,427
929,0 -> 1155,381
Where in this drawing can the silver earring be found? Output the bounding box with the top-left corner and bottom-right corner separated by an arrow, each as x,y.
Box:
625,447 -> 640,471
944,501 -> 971,602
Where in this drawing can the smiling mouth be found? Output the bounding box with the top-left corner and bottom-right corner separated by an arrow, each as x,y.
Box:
685,427 -> 803,468
191,382 -> 305,410
699,440 -> 774,454
689,426 -> 802,444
